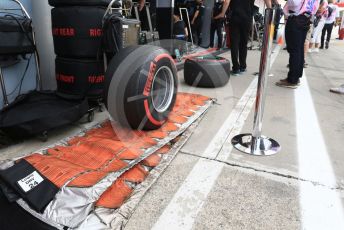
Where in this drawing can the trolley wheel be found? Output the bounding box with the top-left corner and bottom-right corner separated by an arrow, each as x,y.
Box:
38,131 -> 48,142
98,104 -> 103,112
87,110 -> 95,122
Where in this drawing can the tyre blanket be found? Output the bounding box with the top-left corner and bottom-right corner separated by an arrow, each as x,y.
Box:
0,93 -> 212,229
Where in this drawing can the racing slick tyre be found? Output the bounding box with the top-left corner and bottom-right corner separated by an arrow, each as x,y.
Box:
104,45 -> 178,130
184,56 -> 230,88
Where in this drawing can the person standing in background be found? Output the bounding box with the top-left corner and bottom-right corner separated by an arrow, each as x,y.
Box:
228,0 -> 274,76
308,0 -> 328,53
321,0 -> 340,49
277,0 -> 319,89
191,0 -> 205,46
273,4 -> 283,42
210,0 -> 225,49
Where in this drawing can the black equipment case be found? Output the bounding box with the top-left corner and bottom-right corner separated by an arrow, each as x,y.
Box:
0,15 -> 35,56
0,91 -> 89,139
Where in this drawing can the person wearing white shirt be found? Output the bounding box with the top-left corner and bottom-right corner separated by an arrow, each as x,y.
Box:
309,0 -> 328,53
276,0 -> 319,88
321,0 -> 340,48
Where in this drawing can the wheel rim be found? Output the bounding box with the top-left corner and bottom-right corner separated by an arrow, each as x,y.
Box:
151,66 -> 174,113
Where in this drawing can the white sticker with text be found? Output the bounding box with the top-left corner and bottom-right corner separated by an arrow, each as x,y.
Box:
17,171 -> 44,193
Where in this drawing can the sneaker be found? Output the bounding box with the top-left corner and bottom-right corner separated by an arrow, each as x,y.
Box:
330,84 -> 344,94
325,41 -> 329,49
313,48 -> 319,53
304,62 -> 308,68
231,70 -> 240,76
276,81 -> 299,89
308,49 -> 313,53
279,78 -> 300,85
239,68 -> 247,74
319,46 -> 324,49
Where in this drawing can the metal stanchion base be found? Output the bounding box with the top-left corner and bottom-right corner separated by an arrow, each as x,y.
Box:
231,134 -> 281,156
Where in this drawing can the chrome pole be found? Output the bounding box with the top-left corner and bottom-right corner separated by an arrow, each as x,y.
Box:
179,8 -> 194,47
231,8 -> 281,156
145,3 -> 153,35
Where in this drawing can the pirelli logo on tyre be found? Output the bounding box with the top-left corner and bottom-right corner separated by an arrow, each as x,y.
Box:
143,62 -> 157,96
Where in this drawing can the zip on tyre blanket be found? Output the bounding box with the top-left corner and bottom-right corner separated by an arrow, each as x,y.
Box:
0,93 -> 212,229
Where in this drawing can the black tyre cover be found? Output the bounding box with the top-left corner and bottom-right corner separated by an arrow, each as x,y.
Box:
104,45 -> 178,130
49,0 -> 113,7
51,6 -> 105,58
184,56 -> 231,88
55,57 -> 105,99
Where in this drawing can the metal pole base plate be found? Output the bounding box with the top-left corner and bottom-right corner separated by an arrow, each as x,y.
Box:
231,134 -> 281,156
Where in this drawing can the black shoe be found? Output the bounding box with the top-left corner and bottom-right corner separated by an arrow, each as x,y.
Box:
325,41 -> 329,49
319,46 -> 324,49
279,78 -> 300,85
231,70 -> 240,76
276,81 -> 299,89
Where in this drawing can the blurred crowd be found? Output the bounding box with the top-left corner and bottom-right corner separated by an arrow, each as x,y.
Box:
138,0 -> 344,93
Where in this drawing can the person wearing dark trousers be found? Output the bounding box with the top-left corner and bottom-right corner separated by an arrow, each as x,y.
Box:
276,0 -> 319,89
191,0 -> 204,46
219,0 -> 273,76
229,19 -> 251,75
321,22 -> 335,48
228,0 -> 255,75
284,17 -> 308,85
321,0 -> 340,49
210,0 -> 225,49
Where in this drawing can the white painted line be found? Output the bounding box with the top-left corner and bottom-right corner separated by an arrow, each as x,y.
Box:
296,73 -> 344,229
200,43 -> 281,160
216,44 -> 282,162
201,78 -> 258,159
152,45 -> 282,230
152,79 -> 258,230
151,158 -> 223,230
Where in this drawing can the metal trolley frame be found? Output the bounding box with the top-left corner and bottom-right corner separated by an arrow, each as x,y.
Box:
0,0 -> 41,107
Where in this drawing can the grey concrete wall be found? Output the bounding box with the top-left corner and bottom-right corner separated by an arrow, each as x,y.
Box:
31,0 -> 55,91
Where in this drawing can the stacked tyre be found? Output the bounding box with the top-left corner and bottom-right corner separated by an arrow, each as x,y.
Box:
49,0 -> 112,100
